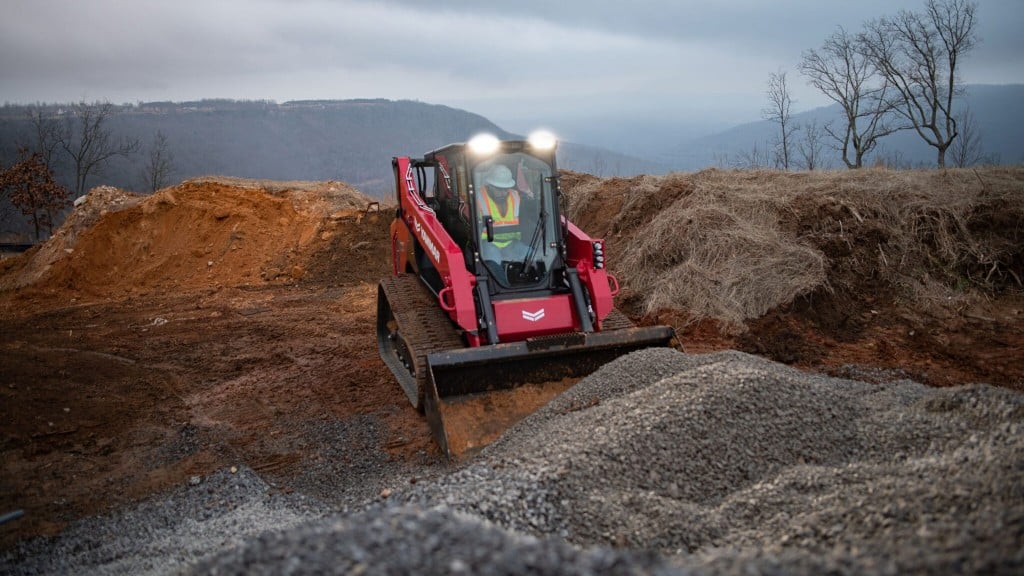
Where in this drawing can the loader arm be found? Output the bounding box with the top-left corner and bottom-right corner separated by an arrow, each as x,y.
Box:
391,156 -> 477,333
563,218 -> 615,329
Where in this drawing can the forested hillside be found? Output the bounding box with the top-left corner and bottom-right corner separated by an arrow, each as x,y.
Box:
1,99 -> 658,193
0,99 -> 505,195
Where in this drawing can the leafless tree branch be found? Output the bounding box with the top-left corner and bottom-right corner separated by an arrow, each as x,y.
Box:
141,130 -> 176,193
800,27 -> 908,168
763,71 -> 798,170
57,102 -> 140,197
858,0 -> 978,167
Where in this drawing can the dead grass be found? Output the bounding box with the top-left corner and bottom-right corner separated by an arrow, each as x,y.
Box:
792,167 -> 1024,296
562,166 -> 1024,331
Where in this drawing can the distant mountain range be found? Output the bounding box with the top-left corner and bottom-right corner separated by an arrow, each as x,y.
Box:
1,85 -> 1020,238
667,84 -> 1024,169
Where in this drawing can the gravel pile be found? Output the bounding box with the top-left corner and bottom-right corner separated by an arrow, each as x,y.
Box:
280,415 -> 441,511
377,349 -> 1022,574
0,468 -> 331,575
6,349 -> 1022,574
191,505 -> 677,575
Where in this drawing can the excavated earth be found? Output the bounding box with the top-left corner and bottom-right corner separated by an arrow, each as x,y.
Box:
0,172 -> 1022,574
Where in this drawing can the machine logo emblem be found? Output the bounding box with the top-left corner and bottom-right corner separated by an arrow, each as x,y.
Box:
522,309 -> 545,322
413,219 -> 441,263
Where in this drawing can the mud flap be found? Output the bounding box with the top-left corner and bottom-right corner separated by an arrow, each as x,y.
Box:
423,325 -> 677,458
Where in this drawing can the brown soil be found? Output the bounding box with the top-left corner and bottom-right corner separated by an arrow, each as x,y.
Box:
440,379 -> 577,457
0,180 -> 432,549
2,171 -> 1022,550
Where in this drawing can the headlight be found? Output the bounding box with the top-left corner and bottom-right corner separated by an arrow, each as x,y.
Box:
468,133 -> 500,155
527,130 -> 557,151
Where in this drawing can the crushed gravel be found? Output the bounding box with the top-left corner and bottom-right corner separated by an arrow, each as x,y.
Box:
277,414 -> 441,511
191,505 -> 678,576
0,468 -> 331,575
385,349 -> 1024,574
4,348 -> 1022,575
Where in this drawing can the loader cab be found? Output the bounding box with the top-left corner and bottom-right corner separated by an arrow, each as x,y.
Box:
424,133 -> 565,296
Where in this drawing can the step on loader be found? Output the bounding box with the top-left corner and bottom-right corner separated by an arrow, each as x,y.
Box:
377,132 -> 677,458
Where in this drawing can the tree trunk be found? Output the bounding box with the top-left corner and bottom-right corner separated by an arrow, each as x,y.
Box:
31,211 -> 41,241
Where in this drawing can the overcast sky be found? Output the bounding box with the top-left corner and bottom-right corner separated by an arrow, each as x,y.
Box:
2,0 -> 1022,136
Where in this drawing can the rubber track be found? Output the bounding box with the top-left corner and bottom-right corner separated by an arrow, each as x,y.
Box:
602,308 -> 635,331
380,275 -> 465,406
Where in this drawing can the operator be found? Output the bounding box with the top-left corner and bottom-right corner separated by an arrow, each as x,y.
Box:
478,164 -> 532,263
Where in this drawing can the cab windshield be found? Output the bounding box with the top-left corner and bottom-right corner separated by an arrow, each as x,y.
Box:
472,153 -> 558,289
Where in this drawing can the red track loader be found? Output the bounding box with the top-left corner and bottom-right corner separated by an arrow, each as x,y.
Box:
377,132 -> 677,457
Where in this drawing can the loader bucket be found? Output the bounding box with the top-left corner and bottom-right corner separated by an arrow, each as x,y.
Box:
423,325 -> 677,458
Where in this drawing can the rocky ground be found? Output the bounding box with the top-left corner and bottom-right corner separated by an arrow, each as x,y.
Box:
1,173 -> 1022,574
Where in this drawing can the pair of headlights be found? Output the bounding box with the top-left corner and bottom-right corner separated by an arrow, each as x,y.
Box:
468,130 -> 557,154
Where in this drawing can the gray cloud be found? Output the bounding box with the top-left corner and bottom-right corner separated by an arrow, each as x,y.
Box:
1,0 -> 1021,133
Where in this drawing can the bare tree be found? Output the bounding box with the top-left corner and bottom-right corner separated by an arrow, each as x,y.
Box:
763,71 -> 798,170
872,143 -> 930,170
738,140 -> 771,169
141,130 -> 176,192
948,106 -> 994,167
58,102 -> 140,197
712,151 -> 733,168
26,107 -> 63,171
796,119 -> 827,171
799,27 -> 905,168
858,0 -> 978,167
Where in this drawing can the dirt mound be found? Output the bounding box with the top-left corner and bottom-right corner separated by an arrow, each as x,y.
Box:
1,179 -> 378,300
563,167 -> 1024,324
0,186 -> 145,290
183,176 -> 371,216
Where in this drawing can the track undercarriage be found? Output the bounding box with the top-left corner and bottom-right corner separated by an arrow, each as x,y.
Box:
377,274 -> 676,458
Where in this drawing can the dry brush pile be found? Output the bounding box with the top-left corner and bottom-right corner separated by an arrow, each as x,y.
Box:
561,166 -> 1024,331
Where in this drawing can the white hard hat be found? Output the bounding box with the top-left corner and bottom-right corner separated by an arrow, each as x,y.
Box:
485,165 -> 516,188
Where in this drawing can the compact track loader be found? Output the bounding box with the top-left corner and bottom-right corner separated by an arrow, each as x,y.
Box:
377,132 -> 677,457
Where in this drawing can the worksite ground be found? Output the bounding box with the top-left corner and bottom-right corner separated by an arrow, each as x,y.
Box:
1,174 -> 1021,552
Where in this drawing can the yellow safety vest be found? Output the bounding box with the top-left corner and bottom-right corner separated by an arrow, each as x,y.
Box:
479,188 -> 521,247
